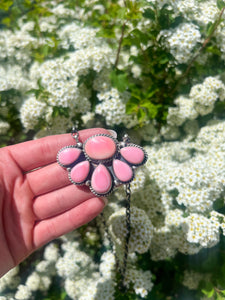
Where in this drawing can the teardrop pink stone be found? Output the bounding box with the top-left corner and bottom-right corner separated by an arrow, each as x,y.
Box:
113,159 -> 133,182
58,147 -> 81,166
120,146 -> 145,165
85,136 -> 116,160
91,164 -> 112,194
70,161 -> 90,183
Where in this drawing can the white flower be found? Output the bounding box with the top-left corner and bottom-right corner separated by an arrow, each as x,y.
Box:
99,251 -> 116,279
25,272 -> 40,291
163,23 -> 201,64
15,285 -> 32,300
0,121 -> 10,134
109,206 -> 154,254
20,96 -> 48,130
183,214 -> 220,247
0,267 -> 20,292
182,270 -> 205,290
124,268 -> 153,297
95,88 -> 139,128
44,243 -> 59,262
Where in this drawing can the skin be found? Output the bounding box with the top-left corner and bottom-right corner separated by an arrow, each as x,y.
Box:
0,128 -> 109,278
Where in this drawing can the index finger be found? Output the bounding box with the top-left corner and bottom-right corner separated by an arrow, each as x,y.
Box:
7,128 -> 111,172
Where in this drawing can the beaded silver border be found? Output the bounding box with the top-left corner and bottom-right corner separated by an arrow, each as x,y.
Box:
119,143 -> 148,167
68,161 -> 92,186
57,145 -> 82,168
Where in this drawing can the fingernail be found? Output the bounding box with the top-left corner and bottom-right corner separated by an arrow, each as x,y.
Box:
101,197 -> 108,205
107,129 -> 117,138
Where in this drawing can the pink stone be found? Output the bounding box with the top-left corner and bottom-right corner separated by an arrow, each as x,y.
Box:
85,135 -> 116,160
91,164 -> 112,194
70,161 -> 90,183
113,159 -> 133,182
120,146 -> 145,165
58,147 -> 81,166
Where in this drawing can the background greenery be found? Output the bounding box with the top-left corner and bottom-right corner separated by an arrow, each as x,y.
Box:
1,0 -> 225,299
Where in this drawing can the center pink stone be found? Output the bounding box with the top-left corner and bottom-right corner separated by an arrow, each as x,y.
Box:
84,135 -> 116,160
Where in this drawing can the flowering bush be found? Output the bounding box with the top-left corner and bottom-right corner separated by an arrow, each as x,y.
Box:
1,0 -> 225,299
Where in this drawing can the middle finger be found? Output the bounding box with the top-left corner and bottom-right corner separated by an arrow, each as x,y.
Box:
26,162 -> 70,196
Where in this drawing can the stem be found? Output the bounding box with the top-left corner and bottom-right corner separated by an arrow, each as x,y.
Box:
114,0 -> 128,67
114,21 -> 127,68
173,7 -> 225,93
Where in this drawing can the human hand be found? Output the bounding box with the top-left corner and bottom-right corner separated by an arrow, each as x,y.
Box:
0,128 -> 110,277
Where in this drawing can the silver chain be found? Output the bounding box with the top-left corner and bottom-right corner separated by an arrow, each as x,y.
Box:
121,183 -> 131,283
100,183 -> 131,290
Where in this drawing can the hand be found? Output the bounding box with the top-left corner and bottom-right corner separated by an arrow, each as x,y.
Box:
0,128 -> 109,277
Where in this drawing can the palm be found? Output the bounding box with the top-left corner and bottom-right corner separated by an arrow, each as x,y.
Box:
0,129 -> 108,277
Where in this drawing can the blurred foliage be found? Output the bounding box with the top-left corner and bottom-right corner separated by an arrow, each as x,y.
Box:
1,1 -> 225,299
60,0 -> 225,126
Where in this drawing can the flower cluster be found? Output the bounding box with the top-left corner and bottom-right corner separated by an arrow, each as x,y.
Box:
0,121 -> 10,135
108,206 -> 154,254
166,76 -> 225,139
124,268 -> 153,298
144,119 -> 225,260
0,242 -> 58,299
162,23 -> 201,64
96,88 -> 139,128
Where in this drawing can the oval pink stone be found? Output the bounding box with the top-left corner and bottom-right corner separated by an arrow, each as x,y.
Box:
113,159 -> 133,183
120,146 -> 145,165
70,161 -> 90,183
58,147 -> 81,166
91,164 -> 112,194
85,135 -> 116,160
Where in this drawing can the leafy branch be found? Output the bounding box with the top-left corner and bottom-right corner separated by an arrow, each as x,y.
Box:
173,6 -> 225,92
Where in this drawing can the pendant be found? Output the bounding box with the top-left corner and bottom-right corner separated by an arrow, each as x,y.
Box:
57,130 -> 148,197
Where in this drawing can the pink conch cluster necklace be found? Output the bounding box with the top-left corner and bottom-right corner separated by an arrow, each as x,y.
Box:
57,127 -> 148,288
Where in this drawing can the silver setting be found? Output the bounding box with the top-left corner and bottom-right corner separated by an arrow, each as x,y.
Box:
86,180 -> 91,186
57,130 -> 148,197
120,143 -> 148,167
89,182 -> 114,197
76,142 -> 83,148
57,145 -> 82,168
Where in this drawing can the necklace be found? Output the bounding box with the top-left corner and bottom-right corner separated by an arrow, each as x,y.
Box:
57,127 -> 148,287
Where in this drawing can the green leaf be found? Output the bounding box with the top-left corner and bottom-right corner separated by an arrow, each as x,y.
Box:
143,8 -> 155,20
126,97 -> 139,114
206,45 -> 221,56
110,70 -> 129,92
141,101 -> 159,119
137,107 -> 146,121
117,7 -> 127,19
202,282 -> 215,298
0,0 -> 13,11
206,22 -> 215,36
216,292 -> 225,300
2,17 -> 11,26
217,0 -> 225,10
130,28 -> 149,45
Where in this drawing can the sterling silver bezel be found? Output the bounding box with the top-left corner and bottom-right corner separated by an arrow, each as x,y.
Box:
119,143 -> 148,167
57,145 -> 82,168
